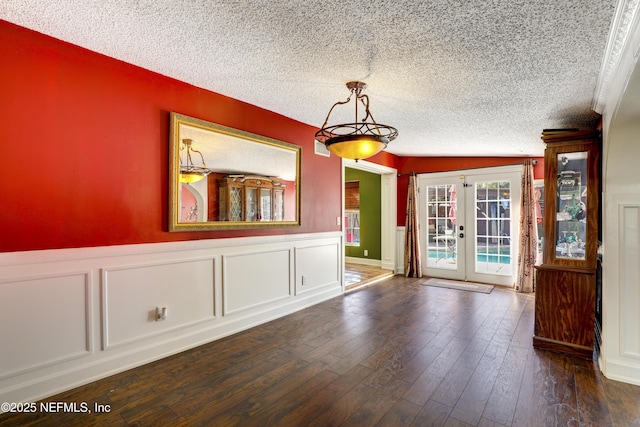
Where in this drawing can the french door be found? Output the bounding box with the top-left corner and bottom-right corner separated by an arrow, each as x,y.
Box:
418,166 -> 522,286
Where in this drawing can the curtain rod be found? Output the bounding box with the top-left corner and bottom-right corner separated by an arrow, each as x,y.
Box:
396,160 -> 538,177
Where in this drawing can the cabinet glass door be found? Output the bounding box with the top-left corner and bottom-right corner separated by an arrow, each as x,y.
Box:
229,186 -> 242,221
273,189 -> 284,221
260,188 -> 271,221
245,187 -> 257,221
555,151 -> 587,260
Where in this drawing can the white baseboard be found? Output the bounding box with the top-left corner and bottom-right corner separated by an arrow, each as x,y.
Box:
601,356 -> 640,386
345,256 -> 382,267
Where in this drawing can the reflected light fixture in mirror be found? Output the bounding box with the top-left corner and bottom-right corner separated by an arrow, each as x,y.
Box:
179,138 -> 211,183
315,81 -> 398,162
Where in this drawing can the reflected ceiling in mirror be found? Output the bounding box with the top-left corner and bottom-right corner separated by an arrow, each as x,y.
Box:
169,112 -> 301,231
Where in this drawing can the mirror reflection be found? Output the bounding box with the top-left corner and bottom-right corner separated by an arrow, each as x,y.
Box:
169,113 -> 301,231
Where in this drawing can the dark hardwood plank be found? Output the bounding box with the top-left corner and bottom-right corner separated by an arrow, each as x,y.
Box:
478,418 -> 510,427
475,342 -> 529,425
241,369 -> 340,426
443,418 -> 475,427
410,400 -> 452,426
394,328 -> 454,383
361,328 -> 437,380
272,364 -> 372,426
512,346 -> 550,426
341,376 -> 411,426
191,359 -> 330,426
168,350 -> 305,417
510,298 -> 535,349
449,341 -> 510,425
574,359 -> 614,426
547,352 -> 580,425
403,336 -> 470,406
175,357 -> 309,423
374,398 -> 422,426
431,337 -> 490,406
324,332 -> 391,375
602,374 -> 640,426
306,382 -> 378,427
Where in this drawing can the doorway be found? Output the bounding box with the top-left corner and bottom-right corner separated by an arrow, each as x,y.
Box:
342,159 -> 397,284
418,165 -> 522,286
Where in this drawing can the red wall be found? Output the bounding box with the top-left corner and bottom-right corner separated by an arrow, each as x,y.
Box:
365,150 -> 399,169
0,20 -> 548,252
0,21 -> 342,252
392,156 -> 545,226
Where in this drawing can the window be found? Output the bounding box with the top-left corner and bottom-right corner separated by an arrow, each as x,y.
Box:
345,210 -> 360,245
345,181 -> 360,246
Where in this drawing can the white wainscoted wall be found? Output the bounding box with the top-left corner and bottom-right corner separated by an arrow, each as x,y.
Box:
0,232 -> 343,404
601,111 -> 640,386
597,7 -> 640,387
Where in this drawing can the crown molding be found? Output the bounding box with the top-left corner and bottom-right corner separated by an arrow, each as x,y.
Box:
593,0 -> 640,114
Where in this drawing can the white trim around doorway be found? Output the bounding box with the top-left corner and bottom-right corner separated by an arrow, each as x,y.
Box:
342,159 -> 398,277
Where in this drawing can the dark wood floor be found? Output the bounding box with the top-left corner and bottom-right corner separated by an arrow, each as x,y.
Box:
2,275 -> 639,426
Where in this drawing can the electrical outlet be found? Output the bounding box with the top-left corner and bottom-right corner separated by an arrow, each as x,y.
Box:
301,275 -> 307,285
336,216 -> 341,226
364,249 -> 368,256
156,306 -> 167,321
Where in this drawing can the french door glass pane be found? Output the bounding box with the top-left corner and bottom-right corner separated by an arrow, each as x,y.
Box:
426,184 -> 457,270
475,180 -> 512,276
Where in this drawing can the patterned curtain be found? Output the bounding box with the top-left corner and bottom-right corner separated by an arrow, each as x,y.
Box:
517,160 -> 538,292
405,174 -> 422,278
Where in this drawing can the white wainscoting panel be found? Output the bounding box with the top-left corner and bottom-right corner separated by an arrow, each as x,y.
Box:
222,249 -> 291,315
620,205 -> 640,358
295,242 -> 341,295
0,272 -> 91,379
0,232 -> 342,405
102,258 -> 215,349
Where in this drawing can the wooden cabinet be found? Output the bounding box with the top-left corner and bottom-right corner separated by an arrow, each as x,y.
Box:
218,176 -> 244,221
533,129 -> 600,358
218,175 -> 285,222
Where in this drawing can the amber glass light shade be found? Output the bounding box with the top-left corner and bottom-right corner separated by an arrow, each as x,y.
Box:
325,135 -> 388,161
179,171 -> 207,183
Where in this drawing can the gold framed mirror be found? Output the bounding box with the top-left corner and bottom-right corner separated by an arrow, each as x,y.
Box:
169,112 -> 301,231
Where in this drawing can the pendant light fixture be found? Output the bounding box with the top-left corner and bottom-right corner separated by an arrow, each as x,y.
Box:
315,81 -> 398,161
179,139 -> 211,184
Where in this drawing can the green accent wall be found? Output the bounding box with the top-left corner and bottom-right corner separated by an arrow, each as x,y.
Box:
345,168 -> 381,260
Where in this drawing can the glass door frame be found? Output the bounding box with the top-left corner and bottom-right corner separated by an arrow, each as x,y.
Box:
464,168 -> 522,286
418,174 -> 466,281
418,165 -> 522,286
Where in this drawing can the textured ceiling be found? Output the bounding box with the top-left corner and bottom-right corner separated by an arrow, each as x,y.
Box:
1,0 -> 619,156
